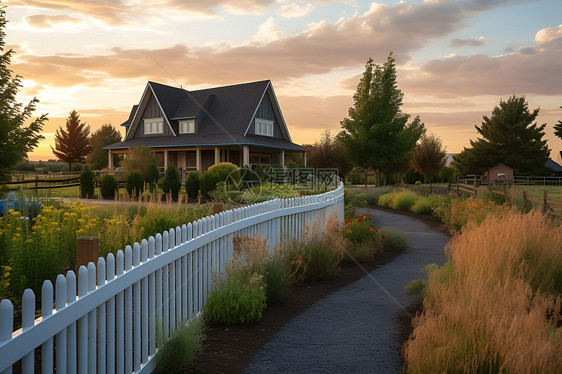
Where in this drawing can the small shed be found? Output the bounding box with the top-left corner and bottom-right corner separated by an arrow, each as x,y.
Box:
485,164 -> 514,183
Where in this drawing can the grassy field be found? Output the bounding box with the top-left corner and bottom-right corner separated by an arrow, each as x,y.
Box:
487,185 -> 562,201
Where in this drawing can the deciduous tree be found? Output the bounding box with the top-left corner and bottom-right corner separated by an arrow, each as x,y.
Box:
121,145 -> 158,180
339,54 -> 424,186
87,124 -> 122,170
304,130 -> 353,181
52,110 -> 92,171
453,96 -> 550,176
0,6 -> 47,188
411,133 -> 447,193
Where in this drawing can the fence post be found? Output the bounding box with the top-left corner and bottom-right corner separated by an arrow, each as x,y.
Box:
76,237 -> 99,271
456,176 -> 460,197
543,190 -> 550,214
503,184 -> 509,204
473,175 -> 477,197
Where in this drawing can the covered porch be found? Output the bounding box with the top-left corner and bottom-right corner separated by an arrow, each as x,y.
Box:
108,145 -> 306,177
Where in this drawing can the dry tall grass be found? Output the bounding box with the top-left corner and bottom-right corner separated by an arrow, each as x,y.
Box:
404,209 -> 562,373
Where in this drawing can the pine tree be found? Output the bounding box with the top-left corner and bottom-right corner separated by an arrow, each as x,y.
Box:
87,124 -> 122,170
52,110 -> 92,171
0,6 -> 47,187
554,120 -> 562,140
453,96 -> 550,176
339,53 -> 424,186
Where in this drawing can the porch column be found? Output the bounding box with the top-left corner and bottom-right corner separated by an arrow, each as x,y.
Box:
303,151 -> 307,167
280,150 -> 285,167
164,150 -> 168,170
108,150 -> 113,169
196,148 -> 201,171
214,147 -> 220,165
243,146 -> 250,167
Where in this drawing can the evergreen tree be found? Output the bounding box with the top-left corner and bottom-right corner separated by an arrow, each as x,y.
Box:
87,124 -> 121,170
339,54 -> 424,186
411,133 -> 447,193
0,6 -> 47,187
453,96 -> 550,175
554,120 -> 562,140
52,110 -> 92,171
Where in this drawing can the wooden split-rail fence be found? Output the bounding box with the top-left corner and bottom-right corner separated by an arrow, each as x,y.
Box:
0,184 -> 344,374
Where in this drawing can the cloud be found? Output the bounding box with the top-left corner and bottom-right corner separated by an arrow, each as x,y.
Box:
8,0 -> 135,25
10,0 -> 477,87
24,14 -> 82,28
278,2 -> 314,18
449,36 -> 488,47
252,17 -> 284,44
166,0 -> 275,15
519,46 -> 537,54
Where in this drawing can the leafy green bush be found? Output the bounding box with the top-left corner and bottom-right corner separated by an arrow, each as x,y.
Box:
126,171 -> 144,198
342,213 -> 383,262
185,172 -> 200,199
155,317 -> 205,374
199,172 -> 219,200
204,264 -> 267,325
161,165 -> 181,201
415,180 -> 422,185
79,166 -> 95,198
284,240 -> 343,282
390,190 -> 419,210
147,163 -> 160,185
344,192 -> 367,217
377,192 -> 395,207
411,197 -> 432,214
100,175 -> 117,199
207,162 -> 239,184
346,186 -> 393,205
262,255 -> 288,302
378,227 -> 410,250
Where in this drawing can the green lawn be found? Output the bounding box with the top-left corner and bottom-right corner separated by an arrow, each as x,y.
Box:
487,185 -> 562,202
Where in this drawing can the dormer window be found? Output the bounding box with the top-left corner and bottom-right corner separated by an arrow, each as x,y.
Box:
144,118 -> 163,134
255,118 -> 274,137
179,119 -> 195,134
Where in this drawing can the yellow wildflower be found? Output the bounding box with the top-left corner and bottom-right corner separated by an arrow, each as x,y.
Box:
4,272 -> 9,277
4,266 -> 11,271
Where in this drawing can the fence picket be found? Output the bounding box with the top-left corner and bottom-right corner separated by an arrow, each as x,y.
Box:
107,254 -> 116,374
66,270 -> 77,374
77,266 -> 88,374
41,281 -> 54,374
97,258 -> 106,374
55,275 -> 67,374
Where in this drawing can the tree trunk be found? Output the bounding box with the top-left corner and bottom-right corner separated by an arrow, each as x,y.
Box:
364,171 -> 368,187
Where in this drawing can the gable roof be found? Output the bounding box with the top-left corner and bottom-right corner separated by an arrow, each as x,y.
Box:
546,158 -> 562,172
109,80 -> 305,151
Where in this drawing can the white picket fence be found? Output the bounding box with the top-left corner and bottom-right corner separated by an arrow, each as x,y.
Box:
0,184 -> 344,374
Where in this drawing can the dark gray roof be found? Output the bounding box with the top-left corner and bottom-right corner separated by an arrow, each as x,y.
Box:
107,80 -> 305,152
546,158 -> 562,172
120,105 -> 138,127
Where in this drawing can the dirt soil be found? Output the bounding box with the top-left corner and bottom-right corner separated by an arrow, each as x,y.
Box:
186,206 -> 449,373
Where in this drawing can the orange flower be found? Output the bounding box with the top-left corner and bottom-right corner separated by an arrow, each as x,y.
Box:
367,214 -> 371,217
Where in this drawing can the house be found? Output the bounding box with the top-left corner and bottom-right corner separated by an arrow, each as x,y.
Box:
546,158 -> 562,177
485,164 -> 514,183
105,80 -> 306,174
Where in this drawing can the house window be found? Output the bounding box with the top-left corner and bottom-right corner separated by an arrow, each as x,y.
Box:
144,118 -> 164,135
179,119 -> 195,134
255,118 -> 274,137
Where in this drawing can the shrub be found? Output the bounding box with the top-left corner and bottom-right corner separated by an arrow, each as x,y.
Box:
415,180 -> 422,185
161,165 -> 181,201
204,262 -> 267,325
377,192 -> 395,207
79,166 -> 95,198
404,210 -> 562,373
378,227 -> 410,250
410,197 -> 432,215
147,163 -> 160,185
346,186 -> 393,205
283,215 -> 345,282
100,175 -> 117,199
207,162 -> 239,184
155,317 -> 205,374
262,255 -> 288,302
185,172 -> 200,199
344,192 -> 367,217
199,172 -> 219,199
342,213 -> 383,262
126,171 -> 144,198
390,190 -> 419,210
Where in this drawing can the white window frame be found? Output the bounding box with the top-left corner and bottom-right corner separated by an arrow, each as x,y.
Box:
179,119 -> 195,134
144,117 -> 164,135
255,118 -> 274,137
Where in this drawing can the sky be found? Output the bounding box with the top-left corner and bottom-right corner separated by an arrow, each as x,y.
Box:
3,0 -> 562,162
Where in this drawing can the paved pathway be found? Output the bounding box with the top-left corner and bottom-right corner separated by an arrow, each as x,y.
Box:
245,208 -> 449,373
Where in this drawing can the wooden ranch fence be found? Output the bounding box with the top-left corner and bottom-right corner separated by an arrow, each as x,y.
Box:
0,184 -> 344,374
